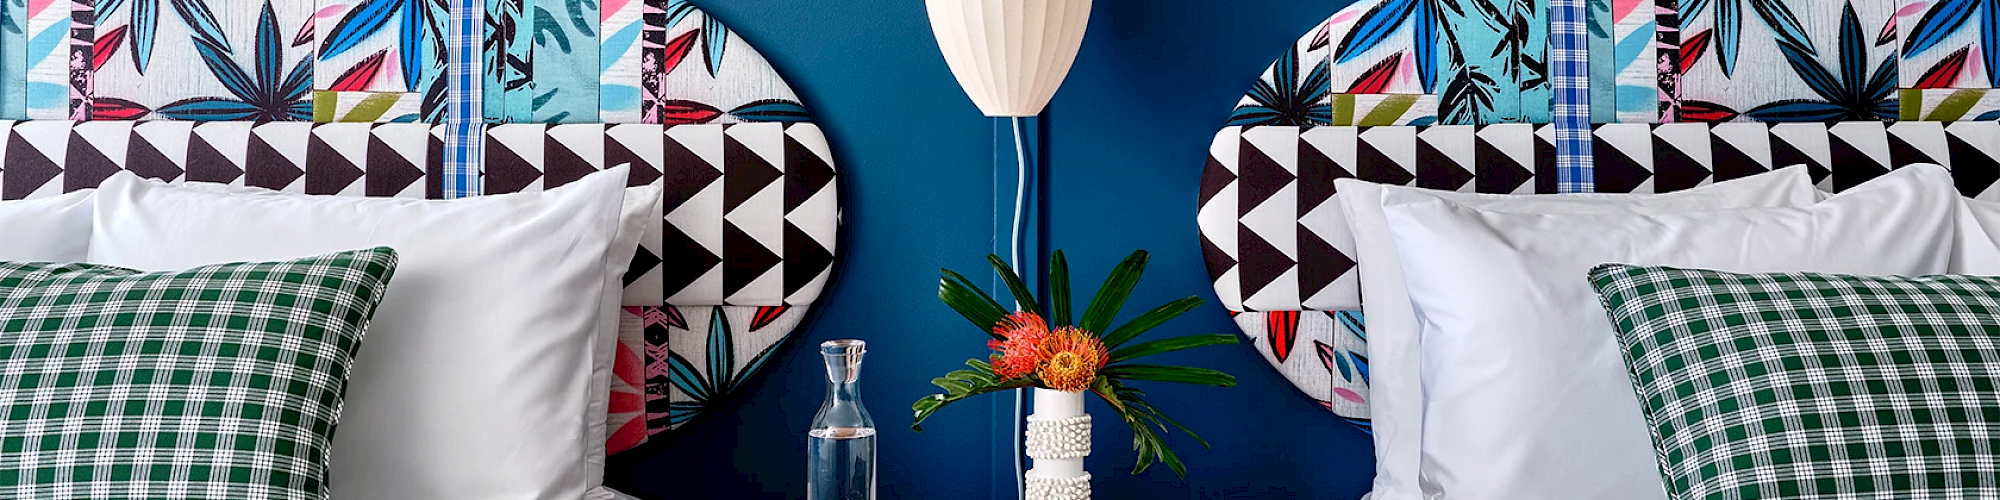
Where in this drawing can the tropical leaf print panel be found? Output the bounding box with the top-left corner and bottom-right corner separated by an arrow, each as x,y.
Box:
1436,0 -> 1552,124
654,305 -> 807,433
600,0 -> 644,123
2,0 -> 25,117
527,0 -> 598,123
1679,0 -> 1897,121
1615,0 -> 1660,123
1899,0 -> 1997,88
80,0 -> 312,120
24,0 -> 66,119
313,0 -> 446,95
646,3 -> 805,125
1325,0 -> 1432,95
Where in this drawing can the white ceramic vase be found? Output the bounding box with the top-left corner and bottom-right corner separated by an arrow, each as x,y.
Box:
1024,388 -> 1091,500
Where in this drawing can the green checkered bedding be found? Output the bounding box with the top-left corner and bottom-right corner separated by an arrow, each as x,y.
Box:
0,248 -> 397,499
1590,264 -> 2000,500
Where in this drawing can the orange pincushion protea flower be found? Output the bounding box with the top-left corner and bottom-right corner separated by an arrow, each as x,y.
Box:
1036,326 -> 1108,392
987,312 -> 1052,379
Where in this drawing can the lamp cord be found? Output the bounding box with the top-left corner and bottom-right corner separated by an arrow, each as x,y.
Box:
1008,115 -> 1030,500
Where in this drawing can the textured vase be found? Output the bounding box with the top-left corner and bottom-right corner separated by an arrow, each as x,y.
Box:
923,0 -> 1093,117
1024,388 -> 1090,500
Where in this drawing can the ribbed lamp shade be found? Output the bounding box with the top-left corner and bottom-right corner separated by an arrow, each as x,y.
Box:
925,0 -> 1092,117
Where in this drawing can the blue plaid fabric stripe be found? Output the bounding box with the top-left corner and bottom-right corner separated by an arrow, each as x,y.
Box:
1551,0 -> 1593,193
446,0 -> 484,199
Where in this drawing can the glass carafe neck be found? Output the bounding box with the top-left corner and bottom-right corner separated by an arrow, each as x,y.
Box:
813,339 -> 873,430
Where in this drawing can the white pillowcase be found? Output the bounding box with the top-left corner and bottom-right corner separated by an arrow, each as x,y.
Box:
1378,164 -> 1957,500
1335,167 -> 1819,500
0,189 -> 93,262
1951,196 -> 2000,275
90,167 -> 636,500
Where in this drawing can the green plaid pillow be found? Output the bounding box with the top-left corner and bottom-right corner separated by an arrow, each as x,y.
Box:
1590,264 -> 2000,500
0,247 -> 397,500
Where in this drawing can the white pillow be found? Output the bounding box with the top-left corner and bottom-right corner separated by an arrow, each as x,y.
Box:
90,167 -> 634,500
0,189 -> 92,261
1334,166 -> 1819,500
1951,196 -> 2000,275
1380,164 -> 1957,500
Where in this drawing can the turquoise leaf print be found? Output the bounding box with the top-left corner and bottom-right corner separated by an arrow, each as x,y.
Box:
663,0 -> 728,77
1904,0 -> 2000,87
1227,44 -> 1331,126
156,0 -> 311,121
1679,0 -> 1816,77
94,0 -> 231,75
1742,2 -> 1896,122
662,306 -> 795,429
1331,0 -> 1439,93
319,0 -> 448,93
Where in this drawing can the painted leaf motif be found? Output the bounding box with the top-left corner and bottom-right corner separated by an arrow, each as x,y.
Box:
656,100 -> 722,124
1334,0 -> 1418,64
1265,311 -> 1300,363
702,11 -> 726,76
706,307 -> 734,395
1678,100 -> 1742,121
665,351 -> 713,401
660,30 -> 697,76
1348,351 -> 1371,383
1347,52 -> 1403,94
322,0 -> 400,60
1335,311 -> 1365,341
1744,99 -> 1852,121
1681,29 -> 1712,69
91,97 -> 151,120
662,304 -> 687,329
1904,0 -> 1978,56
329,50 -> 388,92
294,11 -> 315,47
749,306 -> 789,331
1915,46 -> 1971,89
156,97 -> 264,120
399,0 -> 425,92
93,25 -> 127,71
171,0 -> 232,55
1878,14 -> 1898,46
1316,340 -> 1346,381
1976,108 -> 2000,120
729,99 -> 811,122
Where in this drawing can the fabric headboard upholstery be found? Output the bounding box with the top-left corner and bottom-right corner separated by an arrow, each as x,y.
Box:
1200,120 -> 2000,427
0,119 -> 841,448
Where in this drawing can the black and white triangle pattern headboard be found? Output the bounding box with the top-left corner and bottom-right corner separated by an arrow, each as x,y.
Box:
1199,121 -> 2000,429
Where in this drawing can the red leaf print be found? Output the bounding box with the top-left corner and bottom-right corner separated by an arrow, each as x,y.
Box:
1316,340 -> 1341,373
328,50 -> 389,92
660,31 -> 699,76
657,100 -> 723,125
1677,100 -> 1740,122
93,26 -> 128,71
1680,30 -> 1712,70
91,97 -> 150,120
749,306 -> 790,331
1266,311 -> 1300,363
1915,47 -> 1971,89
661,305 -> 686,330
1347,52 -> 1404,94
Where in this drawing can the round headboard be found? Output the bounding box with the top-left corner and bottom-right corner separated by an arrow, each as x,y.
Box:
1200,0 -> 2000,434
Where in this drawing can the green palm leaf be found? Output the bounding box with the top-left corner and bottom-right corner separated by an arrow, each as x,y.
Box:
1101,364 -> 1237,387
1108,333 -> 1238,364
939,269 -> 1008,337
1100,297 -> 1203,348
1049,251 -> 1073,326
985,255 -> 1041,317
1079,250 -> 1148,334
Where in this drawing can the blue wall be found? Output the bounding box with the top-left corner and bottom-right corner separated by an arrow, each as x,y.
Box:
605,1 -> 1370,498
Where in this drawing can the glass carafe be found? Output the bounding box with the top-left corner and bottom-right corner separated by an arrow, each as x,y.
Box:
808,339 -> 876,500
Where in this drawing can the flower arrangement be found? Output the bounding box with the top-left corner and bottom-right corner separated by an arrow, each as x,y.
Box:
911,250 -> 1238,477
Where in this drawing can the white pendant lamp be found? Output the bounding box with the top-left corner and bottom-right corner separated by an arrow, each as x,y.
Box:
925,0 -> 1093,117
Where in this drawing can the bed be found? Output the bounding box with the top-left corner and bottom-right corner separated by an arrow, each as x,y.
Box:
1203,0 -> 2000,499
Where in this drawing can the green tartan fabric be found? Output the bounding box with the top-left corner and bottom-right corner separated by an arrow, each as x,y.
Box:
0,248 -> 397,500
1590,264 -> 2000,500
